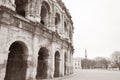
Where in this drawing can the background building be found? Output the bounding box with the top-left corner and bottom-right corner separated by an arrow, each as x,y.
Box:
0,0 -> 74,80
74,57 -> 82,72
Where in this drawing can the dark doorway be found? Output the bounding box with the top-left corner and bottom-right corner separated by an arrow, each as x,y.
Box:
54,51 -> 60,77
64,53 -> 67,75
55,13 -> 60,25
36,47 -> 49,79
15,0 -> 28,17
4,41 -> 28,80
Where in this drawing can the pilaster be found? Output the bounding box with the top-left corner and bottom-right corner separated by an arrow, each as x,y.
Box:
0,49 -> 9,80
0,0 -> 15,11
26,0 -> 41,22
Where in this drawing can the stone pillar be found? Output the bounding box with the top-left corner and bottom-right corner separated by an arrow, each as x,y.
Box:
49,45 -> 56,79
26,0 -> 35,22
0,50 -> 9,80
47,56 -> 53,78
25,55 -> 36,80
26,0 -> 41,22
0,24 -> 9,80
69,52 -> 72,74
30,34 -> 39,80
66,64 -> 69,75
67,52 -> 70,75
58,57 -> 63,77
47,12 -> 52,28
71,53 -> 74,74
65,56 -> 68,75
61,13 -> 64,37
67,51 -> 72,75
70,53 -> 73,74
51,2 -> 56,32
60,50 -> 64,77
34,0 -> 41,22
68,63 -> 70,75
0,0 -> 15,11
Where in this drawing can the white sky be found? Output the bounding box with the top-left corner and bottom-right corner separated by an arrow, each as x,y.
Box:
63,0 -> 120,59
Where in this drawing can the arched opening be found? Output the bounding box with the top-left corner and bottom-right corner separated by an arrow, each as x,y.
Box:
54,51 -> 60,77
55,13 -> 60,25
64,21 -> 67,31
36,47 -> 49,79
15,0 -> 28,17
64,53 -> 67,75
4,41 -> 28,80
40,1 -> 50,25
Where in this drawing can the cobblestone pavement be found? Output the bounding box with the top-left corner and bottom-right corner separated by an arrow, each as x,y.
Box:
61,69 -> 120,80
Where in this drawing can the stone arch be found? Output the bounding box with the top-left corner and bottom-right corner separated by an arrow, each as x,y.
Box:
36,47 -> 49,79
54,51 -> 60,77
40,1 -> 51,25
15,0 -> 28,17
64,52 -> 67,75
55,13 -> 60,25
4,41 -> 28,80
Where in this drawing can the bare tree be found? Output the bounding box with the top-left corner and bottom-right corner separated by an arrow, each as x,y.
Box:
111,51 -> 120,70
81,57 -> 110,69
94,57 -> 110,69
81,59 -> 96,69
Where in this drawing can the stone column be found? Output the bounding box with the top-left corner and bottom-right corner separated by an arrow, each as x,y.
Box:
51,2 -> 56,32
68,63 -> 70,75
27,34 -> 39,80
0,50 -> 9,80
49,43 -> 56,79
61,13 -> 64,37
47,12 -> 52,28
0,0 -> 15,11
70,53 -> 73,74
34,0 -> 41,22
26,0 -> 41,22
47,56 -> 53,78
60,49 -> 64,77
71,52 -> 74,74
26,0 -> 35,22
0,25 -> 9,80
25,55 -> 36,80
67,52 -> 70,75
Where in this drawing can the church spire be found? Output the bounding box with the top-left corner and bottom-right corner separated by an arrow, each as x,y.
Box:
85,48 -> 87,59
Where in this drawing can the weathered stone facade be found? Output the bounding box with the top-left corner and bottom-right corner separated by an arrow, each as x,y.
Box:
0,0 -> 74,80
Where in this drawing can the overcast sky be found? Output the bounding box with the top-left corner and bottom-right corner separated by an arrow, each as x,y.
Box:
63,0 -> 120,58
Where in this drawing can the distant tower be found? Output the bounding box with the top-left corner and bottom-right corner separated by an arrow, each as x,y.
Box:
85,48 -> 87,59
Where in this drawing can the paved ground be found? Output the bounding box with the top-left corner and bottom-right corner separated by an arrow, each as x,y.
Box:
61,69 -> 120,80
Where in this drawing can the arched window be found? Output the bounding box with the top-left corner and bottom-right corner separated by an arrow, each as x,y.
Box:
64,21 -> 67,31
55,13 -> 60,25
15,0 -> 28,17
40,1 -> 50,25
